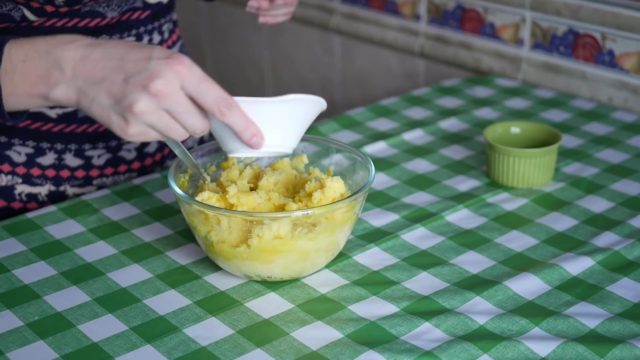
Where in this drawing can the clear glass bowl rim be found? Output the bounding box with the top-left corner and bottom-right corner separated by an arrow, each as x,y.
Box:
168,135 -> 376,219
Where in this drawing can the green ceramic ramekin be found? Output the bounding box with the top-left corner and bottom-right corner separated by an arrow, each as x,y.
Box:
483,121 -> 562,188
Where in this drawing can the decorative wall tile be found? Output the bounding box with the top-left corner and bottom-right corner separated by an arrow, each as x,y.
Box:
341,0 -> 421,21
531,16 -> 640,76
427,0 -> 525,47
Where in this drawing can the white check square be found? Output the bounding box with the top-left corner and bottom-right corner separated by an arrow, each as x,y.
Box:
595,149 -> 630,164
450,251 -> 495,274
402,273 -> 448,296
102,203 -> 139,220
444,175 -> 481,191
627,135 -> 640,148
487,193 -> 527,211
372,173 -> 399,190
403,159 -> 436,173
13,261 -> 56,284
362,141 -> 398,158
117,345 -> 165,360
7,341 -> 57,360
331,129 -> 362,144
439,117 -> 469,132
79,314 -> 127,342
204,271 -> 247,290
402,128 -> 433,145
504,272 -> 551,300
402,192 -> 439,207
74,241 -> 117,262
518,327 -> 563,357
132,223 -> 172,242
473,107 -> 501,119
611,179 -> 640,196
466,86 -> 494,98
538,213 -> 578,231
541,109 -> 571,122
576,195 -> 614,213
533,88 -> 556,98
495,231 -> 538,252
349,296 -> 399,321
445,209 -> 487,229
361,208 -> 400,227
505,97 -> 531,109
570,98 -> 596,109
403,107 -> 432,119
302,269 -> 348,294
562,134 -> 584,148
166,243 -> 205,265
45,219 -> 84,239
144,290 -> 190,315
236,349 -> 274,360
0,238 -> 26,258
292,322 -> 342,350
353,248 -> 398,271
402,322 -> 452,351
108,264 -> 152,287
246,293 -> 294,319
368,118 -> 398,131
552,253 -> 595,276
436,96 -> 464,108
612,110 -> 638,123
583,122 -> 613,135
607,278 -> 640,302
440,145 -> 472,160
401,228 -> 444,250
44,286 -> 90,312
456,297 -> 502,324
154,188 -> 176,203
495,77 -> 520,87
184,318 -> 233,346
564,302 -> 612,328
0,310 -> 23,334
562,162 -> 598,176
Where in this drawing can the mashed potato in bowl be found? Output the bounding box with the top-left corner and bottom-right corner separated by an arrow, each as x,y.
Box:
169,136 -> 374,281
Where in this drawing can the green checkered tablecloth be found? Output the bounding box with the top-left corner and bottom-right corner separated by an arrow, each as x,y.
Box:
1,76 -> 639,359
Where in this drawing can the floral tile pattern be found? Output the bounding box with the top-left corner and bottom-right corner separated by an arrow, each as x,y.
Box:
428,0 -> 524,46
340,0 -> 421,21
531,17 -> 640,75
336,0 -> 640,78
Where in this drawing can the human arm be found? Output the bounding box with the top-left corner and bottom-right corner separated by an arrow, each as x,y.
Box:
0,35 -> 263,147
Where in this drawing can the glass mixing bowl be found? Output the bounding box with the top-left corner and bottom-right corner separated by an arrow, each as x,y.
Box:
168,135 -> 375,281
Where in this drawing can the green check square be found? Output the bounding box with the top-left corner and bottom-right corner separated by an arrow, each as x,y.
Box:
237,320 -> 287,347
30,241 -> 71,260
122,243 -> 163,263
177,348 -> 221,360
157,266 -> 201,288
0,285 -> 40,308
196,292 -> 240,316
131,317 -> 178,343
27,313 -> 74,338
62,343 -> 111,360
347,322 -> 397,347
61,263 -> 103,285
4,218 -> 39,237
95,289 -> 140,313
298,295 -> 346,321
90,223 -> 129,239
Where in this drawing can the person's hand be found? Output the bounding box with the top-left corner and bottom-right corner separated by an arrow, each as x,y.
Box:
246,0 -> 299,24
1,35 -> 264,147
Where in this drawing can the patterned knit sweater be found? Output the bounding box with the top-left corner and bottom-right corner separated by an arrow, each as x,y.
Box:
0,0 -> 197,220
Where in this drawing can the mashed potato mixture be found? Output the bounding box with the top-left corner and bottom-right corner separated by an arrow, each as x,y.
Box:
179,155 -> 362,281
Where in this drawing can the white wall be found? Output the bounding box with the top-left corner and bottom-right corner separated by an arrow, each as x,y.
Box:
176,1 -> 476,117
